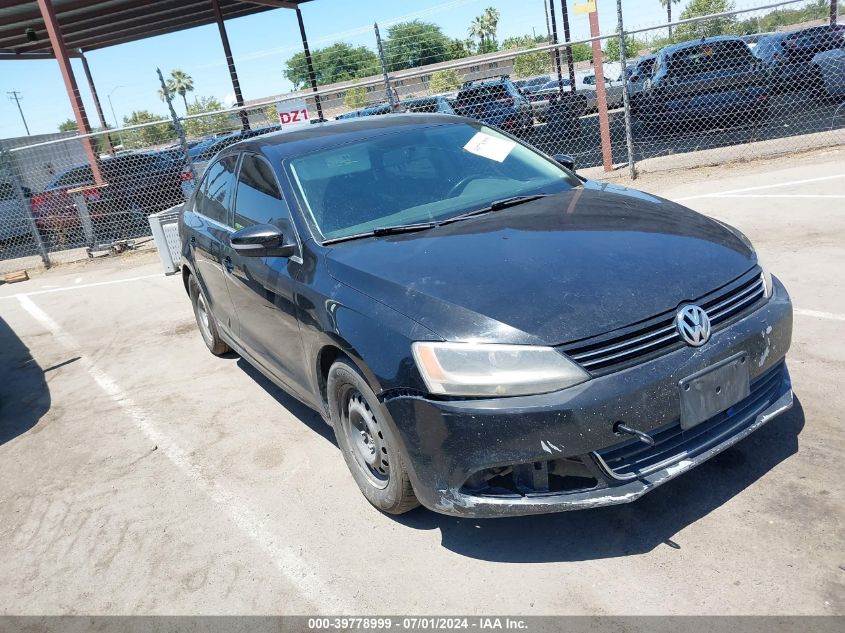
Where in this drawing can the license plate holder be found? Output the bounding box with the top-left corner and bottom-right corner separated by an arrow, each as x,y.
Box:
679,353 -> 750,430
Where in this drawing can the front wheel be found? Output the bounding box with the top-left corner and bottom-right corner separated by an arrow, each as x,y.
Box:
327,359 -> 419,515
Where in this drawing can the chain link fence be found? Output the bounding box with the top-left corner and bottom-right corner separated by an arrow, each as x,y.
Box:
1,0 -> 842,275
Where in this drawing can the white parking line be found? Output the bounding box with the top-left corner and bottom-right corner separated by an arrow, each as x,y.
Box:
0,273 -> 163,300
16,294 -> 352,613
794,308 -> 845,322
674,173 -> 845,202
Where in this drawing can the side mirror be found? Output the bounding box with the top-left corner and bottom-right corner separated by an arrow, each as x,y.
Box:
552,153 -> 576,172
230,223 -> 295,258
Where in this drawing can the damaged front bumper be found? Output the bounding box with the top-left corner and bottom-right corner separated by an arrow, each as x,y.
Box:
381,278 -> 793,518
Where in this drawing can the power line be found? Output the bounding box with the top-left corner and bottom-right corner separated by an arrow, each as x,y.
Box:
7,90 -> 31,136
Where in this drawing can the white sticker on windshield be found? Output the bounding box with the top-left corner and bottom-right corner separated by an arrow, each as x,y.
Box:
463,132 -> 515,163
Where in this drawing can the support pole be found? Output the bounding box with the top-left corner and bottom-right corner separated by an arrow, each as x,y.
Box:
615,0 -> 636,180
588,10 -> 613,172
831,0 -> 839,25
210,0 -> 249,130
547,0 -> 565,97
78,50 -> 114,155
374,22 -> 396,110
559,0 -> 577,93
35,0 -> 103,184
296,7 -> 324,121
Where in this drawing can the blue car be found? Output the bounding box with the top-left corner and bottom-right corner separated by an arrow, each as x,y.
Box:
453,76 -> 534,135
631,36 -> 769,131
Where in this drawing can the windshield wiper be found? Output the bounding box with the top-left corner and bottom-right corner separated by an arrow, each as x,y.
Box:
443,194 -> 552,225
323,221 -> 438,245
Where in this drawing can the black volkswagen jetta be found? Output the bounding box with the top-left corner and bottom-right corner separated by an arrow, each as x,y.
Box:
180,114 -> 793,518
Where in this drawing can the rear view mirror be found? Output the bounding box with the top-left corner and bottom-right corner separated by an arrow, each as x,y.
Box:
231,223 -> 295,258
553,153 -> 576,172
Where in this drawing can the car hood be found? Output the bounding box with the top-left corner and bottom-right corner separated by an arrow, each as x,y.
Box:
326,182 -> 756,345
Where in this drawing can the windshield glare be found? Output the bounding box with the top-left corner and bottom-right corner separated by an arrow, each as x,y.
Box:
288,123 -> 578,241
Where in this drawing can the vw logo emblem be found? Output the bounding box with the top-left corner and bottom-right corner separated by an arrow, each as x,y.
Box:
676,304 -> 711,347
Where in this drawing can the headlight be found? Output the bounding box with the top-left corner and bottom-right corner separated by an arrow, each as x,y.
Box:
412,342 -> 589,397
759,257 -> 773,298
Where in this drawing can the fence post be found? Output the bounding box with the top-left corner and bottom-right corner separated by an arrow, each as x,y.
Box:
157,68 -> 194,181
616,0 -> 637,180
0,147 -> 50,269
374,22 -> 397,110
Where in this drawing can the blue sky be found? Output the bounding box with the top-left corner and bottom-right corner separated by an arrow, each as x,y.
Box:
1,0 -> 685,138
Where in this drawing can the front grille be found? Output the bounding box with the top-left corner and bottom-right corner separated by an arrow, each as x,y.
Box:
593,361 -> 786,480
561,268 -> 766,374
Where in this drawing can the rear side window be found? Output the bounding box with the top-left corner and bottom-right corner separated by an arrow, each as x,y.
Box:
196,155 -> 237,225
233,155 -> 290,231
669,41 -> 754,75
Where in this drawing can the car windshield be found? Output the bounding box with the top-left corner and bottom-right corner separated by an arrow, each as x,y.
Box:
287,123 -> 579,241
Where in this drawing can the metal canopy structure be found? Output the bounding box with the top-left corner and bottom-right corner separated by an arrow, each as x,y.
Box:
0,0 -> 312,58
0,0 -> 318,181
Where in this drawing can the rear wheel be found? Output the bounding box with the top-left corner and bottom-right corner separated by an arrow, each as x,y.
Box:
327,359 -> 419,515
188,274 -> 230,355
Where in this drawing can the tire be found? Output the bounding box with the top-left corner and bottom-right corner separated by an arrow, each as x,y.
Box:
327,359 -> 419,515
188,274 -> 230,355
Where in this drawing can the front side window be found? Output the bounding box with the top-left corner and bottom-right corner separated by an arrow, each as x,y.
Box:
287,123 -> 579,241
233,155 -> 290,231
196,155 -> 237,225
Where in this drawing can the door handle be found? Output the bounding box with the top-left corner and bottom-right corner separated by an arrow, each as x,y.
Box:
223,256 -> 233,273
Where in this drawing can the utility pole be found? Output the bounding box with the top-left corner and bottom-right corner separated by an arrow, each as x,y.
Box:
374,22 -> 397,110
547,0 -> 565,98
7,91 -> 30,136
558,0 -> 577,93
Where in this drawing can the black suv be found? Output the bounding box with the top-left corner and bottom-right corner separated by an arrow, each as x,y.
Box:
755,25 -> 845,95
631,36 -> 769,131
453,76 -> 534,134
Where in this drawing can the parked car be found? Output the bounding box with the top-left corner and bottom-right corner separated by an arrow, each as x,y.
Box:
0,179 -> 33,244
529,72 -> 623,119
514,75 -> 552,96
627,53 -> 658,96
400,95 -> 456,114
631,36 -> 769,131
453,76 -> 534,134
755,25 -> 845,95
31,151 -> 185,235
180,114 -> 793,518
812,47 -> 845,98
181,125 -> 282,198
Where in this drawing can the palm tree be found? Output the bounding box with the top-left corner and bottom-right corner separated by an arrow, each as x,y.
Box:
468,16 -> 486,52
157,69 -> 194,112
482,6 -> 500,49
659,0 -> 682,40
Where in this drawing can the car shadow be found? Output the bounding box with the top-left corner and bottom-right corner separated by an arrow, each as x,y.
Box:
234,357 -> 336,446
0,316 -> 52,446
394,398 -> 805,562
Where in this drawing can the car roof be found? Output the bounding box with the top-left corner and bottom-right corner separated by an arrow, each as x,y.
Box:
661,35 -> 750,56
216,113 -> 474,160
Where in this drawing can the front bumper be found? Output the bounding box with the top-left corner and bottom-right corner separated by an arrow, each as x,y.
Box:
382,277 -> 793,517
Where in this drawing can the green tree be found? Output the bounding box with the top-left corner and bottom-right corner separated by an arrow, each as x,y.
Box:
570,42 -> 593,63
384,21 -> 450,71
468,7 -> 501,54
446,38 -> 472,60
120,110 -> 175,149
58,119 -> 77,133
157,69 -> 194,112
284,42 -> 380,89
675,0 -> 736,40
428,69 -> 462,93
504,35 -> 551,78
182,96 -> 236,139
344,86 -> 368,109
605,33 -> 641,62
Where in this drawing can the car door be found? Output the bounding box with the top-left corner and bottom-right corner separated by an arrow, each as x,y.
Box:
225,153 -> 309,394
188,155 -> 239,336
